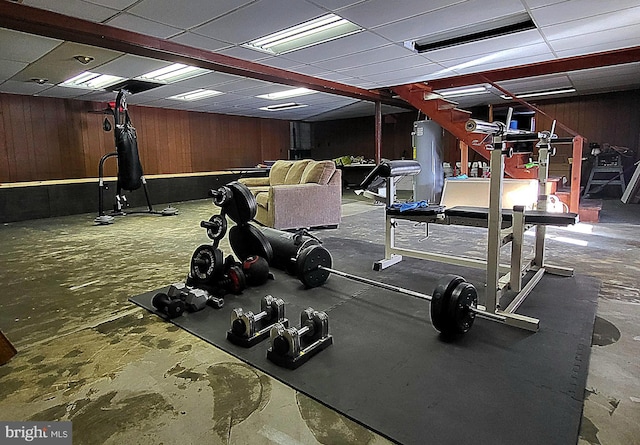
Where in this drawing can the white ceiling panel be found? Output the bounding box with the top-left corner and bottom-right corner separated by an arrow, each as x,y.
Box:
305,0 -> 365,10
127,0 -> 254,29
548,24 -> 640,53
92,55 -> 170,78
529,0 -> 639,28
22,0 -> 119,22
3,0 -> 640,121
0,29 -> 62,64
0,80 -> 52,96
498,74 -> 574,93
191,0 -> 325,44
282,31 -> 390,64
424,30 -> 546,63
540,5 -> 640,41
340,0 -> 465,29
373,0 -> 526,42
317,44 -> 412,70
83,0 -> 139,9
104,13 -> 183,39
168,32 -> 232,52
0,60 -> 29,81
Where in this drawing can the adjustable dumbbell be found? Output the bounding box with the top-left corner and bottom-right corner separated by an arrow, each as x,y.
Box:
218,265 -> 247,294
227,295 -> 288,347
167,282 -> 224,311
217,255 -> 272,294
241,256 -> 272,286
152,292 -> 186,319
267,307 -> 333,369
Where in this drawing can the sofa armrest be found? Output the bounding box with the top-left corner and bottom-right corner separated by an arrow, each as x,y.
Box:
238,177 -> 270,187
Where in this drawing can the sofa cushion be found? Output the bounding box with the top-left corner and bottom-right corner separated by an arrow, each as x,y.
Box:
269,160 -> 294,186
300,160 -> 336,185
284,159 -> 311,184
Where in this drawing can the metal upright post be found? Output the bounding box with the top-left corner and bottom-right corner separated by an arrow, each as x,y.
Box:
534,146 -> 549,268
486,144 -> 504,311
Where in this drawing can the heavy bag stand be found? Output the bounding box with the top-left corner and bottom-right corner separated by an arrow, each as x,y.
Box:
94,90 -> 177,225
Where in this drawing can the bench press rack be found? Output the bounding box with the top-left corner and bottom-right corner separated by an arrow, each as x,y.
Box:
365,122 -> 578,332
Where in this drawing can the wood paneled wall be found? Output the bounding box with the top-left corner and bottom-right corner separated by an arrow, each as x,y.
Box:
0,93 -> 289,183
312,112 -> 416,161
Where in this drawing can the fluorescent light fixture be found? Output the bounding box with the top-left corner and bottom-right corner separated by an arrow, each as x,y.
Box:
244,14 -> 362,55
438,86 -> 488,98
168,89 -> 223,101
406,12 -> 535,53
61,71 -> 125,89
500,88 -> 576,100
137,63 -> 209,83
259,103 -> 308,111
257,87 -> 316,100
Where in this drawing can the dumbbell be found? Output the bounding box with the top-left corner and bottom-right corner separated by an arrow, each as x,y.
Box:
267,307 -> 333,369
227,295 -> 288,347
218,265 -> 247,294
167,282 -> 224,311
152,292 -> 186,319
241,256 -> 271,286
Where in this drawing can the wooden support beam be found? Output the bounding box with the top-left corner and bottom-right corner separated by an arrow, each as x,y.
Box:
571,136 -> 585,213
460,141 -> 469,176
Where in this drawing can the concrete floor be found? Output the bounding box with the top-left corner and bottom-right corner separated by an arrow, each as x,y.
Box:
0,193 -> 639,444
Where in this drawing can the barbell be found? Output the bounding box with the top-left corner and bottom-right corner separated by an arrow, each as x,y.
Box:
296,245 -> 505,336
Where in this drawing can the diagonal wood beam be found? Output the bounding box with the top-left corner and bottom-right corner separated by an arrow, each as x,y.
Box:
422,46 -> 640,90
0,1 -> 408,107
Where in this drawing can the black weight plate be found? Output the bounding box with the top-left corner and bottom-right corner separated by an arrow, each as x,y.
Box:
446,282 -> 478,335
430,275 -> 465,334
224,182 -> 257,225
190,244 -> 224,284
204,214 -> 227,241
229,224 -> 274,264
296,245 -> 332,288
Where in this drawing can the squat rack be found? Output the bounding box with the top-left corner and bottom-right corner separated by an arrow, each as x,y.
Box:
370,122 -> 578,332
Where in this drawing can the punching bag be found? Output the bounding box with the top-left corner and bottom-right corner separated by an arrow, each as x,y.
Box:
114,91 -> 143,191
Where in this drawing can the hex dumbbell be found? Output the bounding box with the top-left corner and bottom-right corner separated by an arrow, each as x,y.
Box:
152,292 -> 186,319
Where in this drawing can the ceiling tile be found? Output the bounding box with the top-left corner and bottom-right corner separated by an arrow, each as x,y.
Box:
548,24 -> 640,53
169,33 -> 232,51
529,0 -> 639,27
83,0 -> 139,9
424,30 -> 546,63
497,74 -> 574,93
191,0 -> 326,44
217,46 -> 271,62
10,42 -> 123,85
340,0 -> 463,29
0,79 -> 51,96
305,0 -> 366,10
36,85 -> 89,98
105,13 -> 183,38
540,5 -> 640,41
22,0 -> 119,22
318,43 -> 412,70
128,0 -> 254,29
373,0 -> 525,42
93,55 -> 171,78
0,60 -> 28,82
281,31 -> 390,63
336,55 -> 434,77
0,29 -> 62,64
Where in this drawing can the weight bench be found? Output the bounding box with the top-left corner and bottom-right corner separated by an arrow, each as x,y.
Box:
362,150 -> 578,332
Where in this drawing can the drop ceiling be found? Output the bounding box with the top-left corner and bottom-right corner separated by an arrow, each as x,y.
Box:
1,0 -> 640,121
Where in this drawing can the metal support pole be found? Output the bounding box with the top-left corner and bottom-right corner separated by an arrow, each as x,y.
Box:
534,147 -> 549,267
510,206 -> 525,292
486,146 -> 505,310
374,101 -> 382,164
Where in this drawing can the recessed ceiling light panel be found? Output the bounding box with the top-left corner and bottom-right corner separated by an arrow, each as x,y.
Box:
61,71 -> 125,90
168,89 -> 224,101
137,63 -> 210,83
244,14 -> 362,55
257,87 -> 316,100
